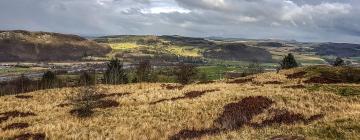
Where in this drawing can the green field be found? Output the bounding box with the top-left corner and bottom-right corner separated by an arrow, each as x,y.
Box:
0,67 -> 34,76
109,42 -> 203,58
110,43 -> 139,51
350,57 -> 360,63
198,65 -> 241,80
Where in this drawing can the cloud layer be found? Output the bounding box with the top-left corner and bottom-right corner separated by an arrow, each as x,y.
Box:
0,0 -> 359,43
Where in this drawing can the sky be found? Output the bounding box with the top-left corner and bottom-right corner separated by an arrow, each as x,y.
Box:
1,0 -> 360,43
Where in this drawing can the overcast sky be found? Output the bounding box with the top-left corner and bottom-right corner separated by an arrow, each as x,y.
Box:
1,0 -> 360,43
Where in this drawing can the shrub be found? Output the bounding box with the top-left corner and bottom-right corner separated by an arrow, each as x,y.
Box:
16,75 -> 33,93
79,71 -> 96,86
338,88 -> 360,96
332,57 -> 345,67
14,75 -> 34,94
103,58 -> 128,84
40,71 -> 58,89
68,86 -> 119,118
280,53 -> 299,69
175,63 -> 198,85
243,62 -> 265,75
198,72 -> 210,83
0,74 -> 41,95
68,86 -> 101,118
149,72 -> 159,82
340,67 -> 360,83
135,60 -> 152,82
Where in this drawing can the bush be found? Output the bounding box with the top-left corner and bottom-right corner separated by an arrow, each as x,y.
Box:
243,62 -> 265,75
175,63 -> 198,85
68,86 -> 119,118
68,86 -> 102,118
149,72 -> 159,82
280,53 -> 299,69
0,75 -> 39,95
103,58 -> 128,84
332,57 -> 345,67
78,71 -> 96,86
135,60 -> 152,82
338,88 -> 360,96
40,71 -> 57,89
198,72 -> 209,83
304,66 -> 360,84
340,67 -> 360,83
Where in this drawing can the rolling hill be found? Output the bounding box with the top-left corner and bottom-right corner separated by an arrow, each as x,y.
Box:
313,43 -> 360,57
93,35 -> 360,65
94,35 -> 274,63
0,30 -> 111,62
1,30 -> 360,66
203,43 -> 273,62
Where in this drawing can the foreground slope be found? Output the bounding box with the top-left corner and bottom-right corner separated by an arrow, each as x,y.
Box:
0,30 -> 111,61
0,68 -> 360,139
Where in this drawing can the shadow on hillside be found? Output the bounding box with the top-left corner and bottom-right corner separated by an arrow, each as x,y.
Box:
161,84 -> 185,90
150,89 -> 219,105
11,133 -> 46,140
0,111 -> 36,124
169,96 -> 324,140
2,123 -> 30,130
0,110 -> 46,139
57,92 -> 131,108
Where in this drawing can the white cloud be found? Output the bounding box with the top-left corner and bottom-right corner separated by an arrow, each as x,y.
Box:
0,0 -> 359,43
141,6 -> 190,14
282,2 -> 352,22
237,16 -> 258,23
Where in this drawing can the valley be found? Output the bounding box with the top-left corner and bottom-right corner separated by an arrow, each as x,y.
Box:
0,30 -> 360,139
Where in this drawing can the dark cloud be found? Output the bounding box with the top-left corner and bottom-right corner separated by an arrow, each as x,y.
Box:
0,0 -> 359,43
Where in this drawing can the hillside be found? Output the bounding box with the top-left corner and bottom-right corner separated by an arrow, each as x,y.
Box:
0,66 -> 359,139
203,43 -> 273,62
0,30 -> 111,62
313,43 -> 360,57
93,35 -> 360,65
94,35 -> 273,63
206,38 -> 360,64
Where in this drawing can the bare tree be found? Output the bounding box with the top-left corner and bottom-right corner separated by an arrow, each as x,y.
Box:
175,63 -> 198,85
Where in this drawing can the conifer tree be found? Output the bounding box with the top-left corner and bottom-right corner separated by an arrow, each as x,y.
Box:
103,58 -> 128,84
280,53 -> 299,69
333,57 -> 345,67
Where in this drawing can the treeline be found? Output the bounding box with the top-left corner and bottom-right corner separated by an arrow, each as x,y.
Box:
116,53 -> 206,64
103,58 -> 200,85
0,58 -> 204,96
1,53 -> 352,96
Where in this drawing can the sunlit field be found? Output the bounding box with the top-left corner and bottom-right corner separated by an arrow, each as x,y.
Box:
1,68 -> 359,139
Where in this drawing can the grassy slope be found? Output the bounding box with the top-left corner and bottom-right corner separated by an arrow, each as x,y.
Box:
269,49 -> 326,65
0,67 -> 47,76
96,35 -> 275,64
108,42 -> 202,58
198,66 -> 240,80
1,69 -> 360,139
99,36 -> 334,66
0,30 -> 111,61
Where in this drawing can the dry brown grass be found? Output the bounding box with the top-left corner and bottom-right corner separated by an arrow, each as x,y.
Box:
0,71 -> 360,139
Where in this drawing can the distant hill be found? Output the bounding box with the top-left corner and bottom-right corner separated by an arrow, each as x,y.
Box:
313,43 -> 360,57
94,35 -> 274,62
255,42 -> 285,48
93,35 -> 360,64
160,35 -> 215,46
203,43 -> 273,62
0,30 -> 111,62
